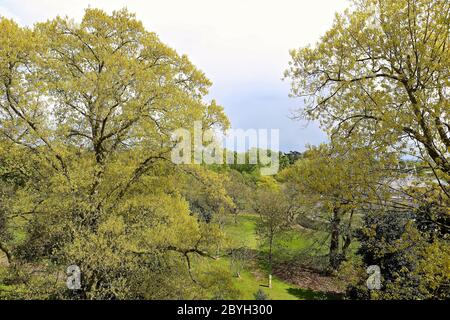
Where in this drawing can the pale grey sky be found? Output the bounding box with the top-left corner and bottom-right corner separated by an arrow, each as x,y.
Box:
0,0 -> 349,151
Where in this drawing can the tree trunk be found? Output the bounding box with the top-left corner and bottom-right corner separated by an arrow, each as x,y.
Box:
341,209 -> 354,259
268,235 -> 274,271
329,207 -> 341,270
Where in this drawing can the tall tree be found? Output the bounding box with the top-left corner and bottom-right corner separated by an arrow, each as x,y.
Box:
281,145 -> 386,270
285,0 -> 450,194
0,9 -> 229,299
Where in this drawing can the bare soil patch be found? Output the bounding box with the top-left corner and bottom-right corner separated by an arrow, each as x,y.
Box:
273,261 -> 345,295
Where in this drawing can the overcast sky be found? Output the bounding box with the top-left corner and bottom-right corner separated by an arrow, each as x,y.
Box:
0,0 -> 349,151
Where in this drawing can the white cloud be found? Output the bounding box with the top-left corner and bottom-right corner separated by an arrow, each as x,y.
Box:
0,2 -> 20,22
0,0 -> 348,84
0,0 -> 349,150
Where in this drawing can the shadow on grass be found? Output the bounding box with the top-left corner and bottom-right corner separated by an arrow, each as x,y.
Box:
286,287 -> 343,300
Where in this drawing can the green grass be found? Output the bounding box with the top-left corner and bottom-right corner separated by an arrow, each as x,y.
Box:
225,213 -> 329,267
229,268 -> 328,300
263,229 -> 329,262
213,213 -> 334,300
206,256 -> 327,300
223,214 -> 259,249
2,212 -> 338,300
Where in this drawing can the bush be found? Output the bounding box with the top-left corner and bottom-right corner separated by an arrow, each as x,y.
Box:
253,289 -> 270,300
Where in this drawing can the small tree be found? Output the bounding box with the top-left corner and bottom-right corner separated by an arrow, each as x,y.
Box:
229,247 -> 253,278
254,183 -> 292,270
224,170 -> 255,223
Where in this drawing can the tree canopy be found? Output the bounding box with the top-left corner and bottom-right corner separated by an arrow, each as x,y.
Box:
0,9 -> 231,299
285,0 -> 450,191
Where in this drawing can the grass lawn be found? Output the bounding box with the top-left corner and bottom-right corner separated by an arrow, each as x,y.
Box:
215,213 -> 332,300
229,268 -> 329,300
223,214 -> 259,250
206,256 -> 329,300
2,212 -> 338,300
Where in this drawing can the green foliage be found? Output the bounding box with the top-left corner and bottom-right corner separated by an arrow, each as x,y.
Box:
280,144 -> 386,270
229,247 -> 254,278
285,0 -> 450,189
0,8 -> 229,299
223,169 -> 256,220
179,165 -> 234,223
254,187 -> 294,270
351,202 -> 450,300
0,0 -> 448,301
285,0 -> 450,297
